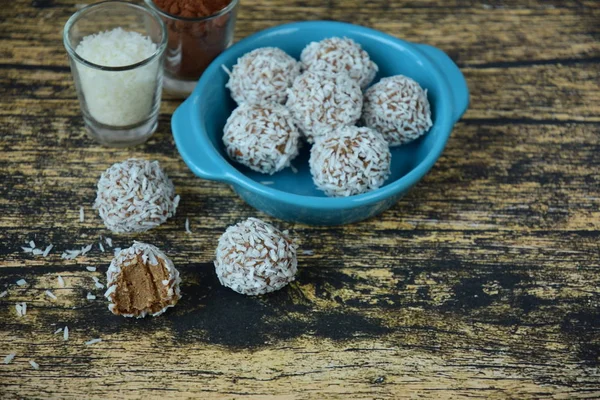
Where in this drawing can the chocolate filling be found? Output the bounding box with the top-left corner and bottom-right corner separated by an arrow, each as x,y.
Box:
112,254 -> 177,316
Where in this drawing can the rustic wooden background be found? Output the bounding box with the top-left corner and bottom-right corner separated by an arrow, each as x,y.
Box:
1,0 -> 599,398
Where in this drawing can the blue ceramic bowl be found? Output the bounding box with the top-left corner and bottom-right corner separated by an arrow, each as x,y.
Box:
172,21 -> 469,225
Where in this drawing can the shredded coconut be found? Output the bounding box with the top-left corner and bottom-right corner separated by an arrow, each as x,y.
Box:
4,353 -> 15,364
21,247 -> 33,253
43,244 -> 53,257
105,237 -> 113,247
86,266 -> 97,272
16,279 -> 27,287
85,338 -> 102,346
45,290 -> 57,300
86,293 -> 96,300
63,326 -> 69,341
79,206 -> 85,223
29,240 -> 36,249
99,242 -> 105,252
74,28 -> 159,126
57,275 -> 65,288
15,302 -> 27,317
29,360 -> 39,370
92,277 -> 104,289
0,290 -> 7,298
54,328 -> 63,334
185,218 -> 192,234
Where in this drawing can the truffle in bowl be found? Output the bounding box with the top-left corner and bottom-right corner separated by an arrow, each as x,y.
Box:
172,21 -> 469,225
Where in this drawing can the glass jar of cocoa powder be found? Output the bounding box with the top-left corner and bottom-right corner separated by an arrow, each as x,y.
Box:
145,0 -> 239,97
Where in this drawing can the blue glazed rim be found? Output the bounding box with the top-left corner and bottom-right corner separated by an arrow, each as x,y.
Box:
173,21 -> 469,211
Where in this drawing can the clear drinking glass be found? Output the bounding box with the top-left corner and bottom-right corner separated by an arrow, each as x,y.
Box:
145,0 -> 239,97
63,1 -> 167,147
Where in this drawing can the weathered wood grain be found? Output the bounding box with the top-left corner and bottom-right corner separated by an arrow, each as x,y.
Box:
1,0 -> 599,398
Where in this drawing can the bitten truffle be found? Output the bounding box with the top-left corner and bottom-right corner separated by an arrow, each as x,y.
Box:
301,37 -> 378,89
309,126 -> 391,197
94,159 -> 180,234
362,75 -> 433,146
225,47 -> 301,105
105,242 -> 181,318
286,70 -> 363,143
223,103 -> 301,174
215,218 -> 298,296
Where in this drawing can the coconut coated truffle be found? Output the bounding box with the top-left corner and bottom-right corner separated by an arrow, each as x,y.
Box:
286,70 -> 363,142
215,218 -> 298,296
362,75 -> 433,146
94,159 -> 180,234
225,47 -> 301,105
310,126 -> 391,197
223,103 -> 301,175
301,37 -> 378,89
105,242 -> 181,318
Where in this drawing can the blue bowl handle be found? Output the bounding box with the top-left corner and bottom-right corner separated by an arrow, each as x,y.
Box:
416,44 -> 469,124
172,98 -> 234,183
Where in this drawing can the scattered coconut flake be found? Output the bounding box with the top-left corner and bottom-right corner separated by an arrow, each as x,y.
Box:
29,360 -> 39,370
3,353 -> 15,364
0,290 -> 7,298
54,328 -> 63,334
99,242 -> 105,252
15,302 -> 27,317
81,233 -> 88,238
302,249 -> 315,255
43,244 -> 53,257
63,326 -> 69,341
92,277 -> 104,289
86,266 -> 96,272
16,279 -> 27,286
29,240 -> 36,249
113,247 -> 121,256
105,237 -> 113,247
185,218 -> 192,234
45,290 -> 57,300
32,249 -> 44,255
57,275 -> 65,288
81,244 -> 93,255
21,247 -> 33,253
79,206 -> 85,223
85,338 -> 102,346
86,293 -> 96,300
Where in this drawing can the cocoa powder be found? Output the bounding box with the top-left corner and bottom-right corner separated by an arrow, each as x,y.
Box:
152,0 -> 236,80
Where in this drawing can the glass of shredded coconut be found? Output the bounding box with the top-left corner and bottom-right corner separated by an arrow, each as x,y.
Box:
63,1 -> 167,147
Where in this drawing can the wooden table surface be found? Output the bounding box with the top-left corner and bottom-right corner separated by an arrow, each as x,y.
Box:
2,0 -> 600,398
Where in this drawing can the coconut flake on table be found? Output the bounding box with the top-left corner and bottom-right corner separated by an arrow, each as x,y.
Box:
86,266 -> 97,272
0,290 -> 7,298
185,218 -> 192,234
29,360 -> 39,370
3,353 -> 16,364
57,275 -> 65,288
43,244 -> 53,257
105,237 -> 113,247
74,28 -> 159,127
54,328 -> 63,335
99,242 -> 105,252
45,290 -> 57,300
21,247 -> 33,253
63,326 -> 69,341
85,338 -> 102,346
79,206 -> 85,223
92,277 -> 104,289
16,279 -> 27,286
29,240 -> 36,249
86,293 -> 96,300
15,302 -> 27,317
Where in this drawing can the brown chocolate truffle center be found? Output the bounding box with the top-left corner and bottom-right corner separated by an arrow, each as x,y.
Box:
113,254 -> 175,316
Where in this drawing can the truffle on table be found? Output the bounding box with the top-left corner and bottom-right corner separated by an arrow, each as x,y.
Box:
309,126 -> 391,197
94,159 -> 180,234
223,103 -> 301,174
225,47 -> 301,105
105,242 -> 181,318
362,75 -> 433,146
301,37 -> 378,89
215,218 -> 298,296
286,70 -> 363,143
